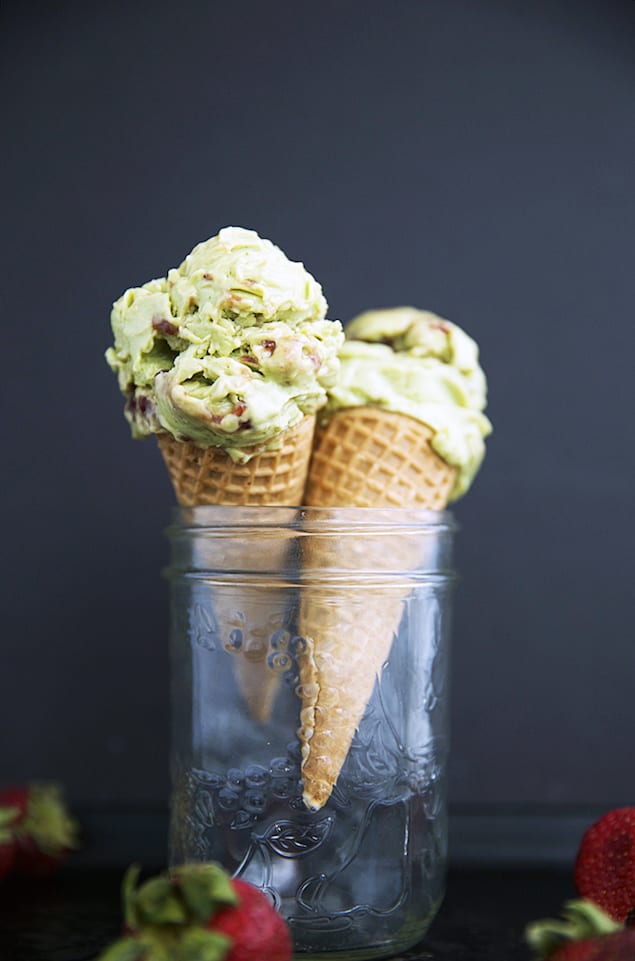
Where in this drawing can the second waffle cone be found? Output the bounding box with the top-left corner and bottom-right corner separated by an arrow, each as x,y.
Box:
299,407 -> 456,810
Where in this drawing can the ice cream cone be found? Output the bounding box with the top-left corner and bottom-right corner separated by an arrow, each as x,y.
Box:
304,406 -> 455,509
159,414 -> 315,723
298,406 -> 456,809
157,414 -> 316,508
106,227 -> 345,728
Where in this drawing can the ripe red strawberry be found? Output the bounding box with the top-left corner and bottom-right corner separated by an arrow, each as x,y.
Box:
206,878 -> 291,961
0,783 -> 79,878
549,929 -> 635,960
0,787 -> 30,813
574,808 -> 635,924
97,863 -> 292,961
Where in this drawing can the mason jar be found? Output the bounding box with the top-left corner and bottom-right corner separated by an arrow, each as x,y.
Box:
165,506 -> 456,960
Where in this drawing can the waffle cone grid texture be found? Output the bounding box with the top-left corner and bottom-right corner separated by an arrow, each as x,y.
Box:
157,414 -> 316,507
304,407 -> 456,509
298,561 -> 411,810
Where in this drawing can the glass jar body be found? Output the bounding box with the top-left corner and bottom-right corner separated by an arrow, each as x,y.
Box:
166,507 -> 455,961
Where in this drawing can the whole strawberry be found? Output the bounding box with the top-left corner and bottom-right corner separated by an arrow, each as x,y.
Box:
526,899 -> 625,961
0,783 -> 79,878
207,878 -> 290,961
549,929 -> 635,960
97,863 -> 292,961
574,808 -> 635,924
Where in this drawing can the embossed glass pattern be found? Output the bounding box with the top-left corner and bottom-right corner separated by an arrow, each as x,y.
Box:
165,506 -> 456,960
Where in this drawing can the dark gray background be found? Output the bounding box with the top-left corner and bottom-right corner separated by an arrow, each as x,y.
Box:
2,0 -> 634,811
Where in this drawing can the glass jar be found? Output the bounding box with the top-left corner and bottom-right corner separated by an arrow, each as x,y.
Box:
165,506 -> 456,961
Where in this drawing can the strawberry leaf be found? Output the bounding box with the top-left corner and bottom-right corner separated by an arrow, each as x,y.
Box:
22,784 -> 79,855
173,864 -> 238,921
178,871 -> 216,923
95,935 -> 148,961
0,807 -> 19,844
179,928 -> 231,961
96,929 -> 231,961
122,864 -> 143,931
0,807 -> 19,827
135,876 -> 188,925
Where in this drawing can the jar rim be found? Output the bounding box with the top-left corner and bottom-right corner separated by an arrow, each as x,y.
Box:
166,504 -> 458,535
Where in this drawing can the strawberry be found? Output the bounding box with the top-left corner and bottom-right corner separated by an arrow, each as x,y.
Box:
0,783 -> 79,878
96,863 -> 292,961
525,899 -> 635,961
207,878 -> 290,961
0,805 -> 20,881
548,930 -> 635,961
574,808 -> 635,924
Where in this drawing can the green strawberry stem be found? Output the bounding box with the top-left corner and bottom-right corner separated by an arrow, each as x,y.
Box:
173,864 -> 238,922
525,899 -> 623,958
124,863 -> 238,931
96,938 -> 148,961
21,784 -> 79,855
97,863 -> 266,961
0,807 -> 20,845
96,928 -> 232,961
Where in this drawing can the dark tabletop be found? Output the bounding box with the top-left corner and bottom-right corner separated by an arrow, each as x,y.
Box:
0,866 -> 573,960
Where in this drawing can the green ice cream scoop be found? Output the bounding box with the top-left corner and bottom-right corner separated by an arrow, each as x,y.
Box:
106,227 -> 344,460
328,307 -> 492,500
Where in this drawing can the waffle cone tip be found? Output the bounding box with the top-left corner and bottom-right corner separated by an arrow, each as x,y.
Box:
157,416 -> 316,725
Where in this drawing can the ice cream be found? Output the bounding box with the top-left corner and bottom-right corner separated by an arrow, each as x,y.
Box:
106,226 -> 343,462
299,306 -> 491,809
318,306 -> 491,500
106,227 -> 344,723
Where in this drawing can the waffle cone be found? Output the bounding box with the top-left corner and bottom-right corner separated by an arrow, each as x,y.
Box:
298,407 -> 456,809
158,415 -> 315,723
157,414 -> 316,507
304,407 -> 455,509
